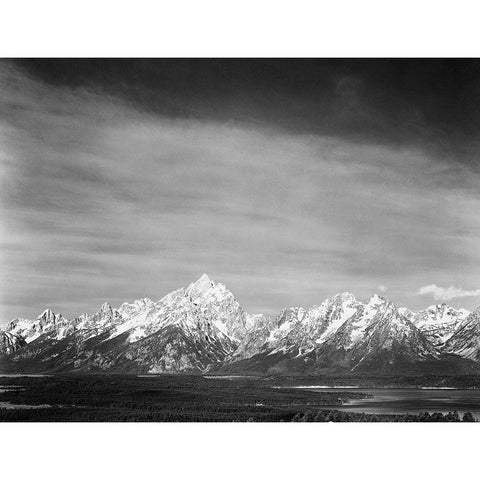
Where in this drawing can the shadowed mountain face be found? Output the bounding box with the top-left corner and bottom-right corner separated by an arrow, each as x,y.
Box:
0,331 -> 26,355
444,309 -> 480,361
1,275 -> 479,375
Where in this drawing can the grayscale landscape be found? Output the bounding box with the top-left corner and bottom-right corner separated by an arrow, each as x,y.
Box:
1,59 -> 480,422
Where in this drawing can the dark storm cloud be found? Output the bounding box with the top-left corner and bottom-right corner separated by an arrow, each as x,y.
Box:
1,60 -> 480,321
13,58 -> 480,159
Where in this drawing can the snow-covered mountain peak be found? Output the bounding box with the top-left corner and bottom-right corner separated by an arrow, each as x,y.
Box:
443,308 -> 480,360
118,298 -> 155,315
37,308 -> 59,322
100,302 -> 113,314
3,284 -> 480,374
411,303 -> 471,348
367,293 -> 390,306
186,273 -> 214,297
418,304 -> 469,324
360,294 -> 394,322
82,302 -> 122,329
333,292 -> 357,303
3,307 -> 70,344
425,304 -> 446,315
319,292 -> 362,319
311,292 -> 360,320
183,275 -> 239,309
97,274 -> 249,353
138,297 -> 154,306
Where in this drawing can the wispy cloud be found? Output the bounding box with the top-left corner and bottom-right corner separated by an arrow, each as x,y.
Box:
417,284 -> 480,302
378,285 -> 387,293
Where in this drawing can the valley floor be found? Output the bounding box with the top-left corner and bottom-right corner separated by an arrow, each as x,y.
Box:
0,374 -> 478,422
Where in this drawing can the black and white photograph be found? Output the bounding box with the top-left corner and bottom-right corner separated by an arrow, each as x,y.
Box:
1,2 -> 479,479
2,56 -> 480,422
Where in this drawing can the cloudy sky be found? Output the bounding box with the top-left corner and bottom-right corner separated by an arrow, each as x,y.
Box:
1,59 -> 479,321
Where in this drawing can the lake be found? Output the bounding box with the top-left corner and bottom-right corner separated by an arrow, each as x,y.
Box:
289,386 -> 480,420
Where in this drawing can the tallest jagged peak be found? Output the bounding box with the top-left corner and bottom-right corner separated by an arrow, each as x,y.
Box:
37,308 -> 58,322
99,302 -> 113,314
196,273 -> 212,285
187,273 -> 215,297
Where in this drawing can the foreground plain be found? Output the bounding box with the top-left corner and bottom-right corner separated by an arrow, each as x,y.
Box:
0,374 -> 479,422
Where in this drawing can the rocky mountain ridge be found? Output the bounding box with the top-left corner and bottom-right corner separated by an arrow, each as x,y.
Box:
1,275 -> 479,374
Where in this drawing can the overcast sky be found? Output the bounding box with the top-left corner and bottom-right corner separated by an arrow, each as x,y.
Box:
1,59 -> 479,321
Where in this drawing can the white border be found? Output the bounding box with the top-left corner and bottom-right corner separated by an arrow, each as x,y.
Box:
1,2 -> 479,479
1,0 -> 480,57
1,423 -> 478,479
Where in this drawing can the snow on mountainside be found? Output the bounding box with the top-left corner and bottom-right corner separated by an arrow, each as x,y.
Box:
3,302 -> 125,346
6,309 -> 72,343
0,275 -> 253,373
398,307 -> 414,321
411,304 -> 470,347
313,296 -> 439,372
443,308 -> 480,361
73,302 -> 125,339
0,331 -> 26,355
229,314 -> 276,361
263,293 -> 364,357
104,273 -> 249,346
230,293 -> 440,374
87,274 -> 253,373
1,277 -> 479,374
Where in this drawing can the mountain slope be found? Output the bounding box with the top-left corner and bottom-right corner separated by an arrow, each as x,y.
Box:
1,275 -> 251,373
6,309 -> 72,344
315,297 -> 439,372
224,295 -> 440,374
411,304 -> 470,348
444,308 -> 480,361
0,332 -> 26,355
1,278 -> 479,374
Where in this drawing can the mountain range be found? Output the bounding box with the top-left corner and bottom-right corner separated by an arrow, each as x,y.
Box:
1,274 -> 480,375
